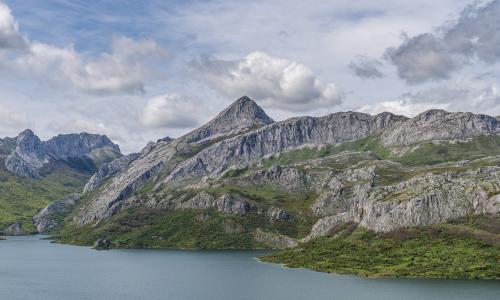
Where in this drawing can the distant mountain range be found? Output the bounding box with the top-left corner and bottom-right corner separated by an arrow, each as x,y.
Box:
1,96 -> 498,279
0,130 -> 121,234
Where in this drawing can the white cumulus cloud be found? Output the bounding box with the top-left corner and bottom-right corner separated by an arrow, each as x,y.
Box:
142,94 -> 200,129
189,52 -> 342,112
361,79 -> 500,116
0,1 -> 167,95
13,37 -> 166,95
385,0 -> 500,84
0,1 -> 25,49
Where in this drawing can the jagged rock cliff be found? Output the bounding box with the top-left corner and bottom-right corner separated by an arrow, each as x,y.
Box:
184,96 -> 274,144
306,161 -> 500,239
382,109 -> 500,147
5,130 -> 49,178
2,221 -> 24,236
163,111 -> 405,186
4,130 -> 121,178
83,153 -> 140,193
33,194 -> 80,233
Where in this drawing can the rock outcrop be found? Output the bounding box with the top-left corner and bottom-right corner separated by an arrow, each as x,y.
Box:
94,238 -> 112,250
84,153 -> 140,193
382,109 -> 500,147
227,165 -> 310,192
75,138 -> 177,226
183,96 -> 274,144
254,228 -> 298,249
2,221 -> 24,236
175,191 -> 256,216
306,165 -> 500,239
33,194 -> 80,233
5,129 -> 49,178
267,207 -> 291,222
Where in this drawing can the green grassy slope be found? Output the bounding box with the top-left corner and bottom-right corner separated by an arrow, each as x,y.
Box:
56,208 -> 274,249
0,160 -> 90,233
261,135 -> 500,167
261,216 -> 500,279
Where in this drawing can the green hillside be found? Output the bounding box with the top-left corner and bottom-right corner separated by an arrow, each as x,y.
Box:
0,159 -> 90,233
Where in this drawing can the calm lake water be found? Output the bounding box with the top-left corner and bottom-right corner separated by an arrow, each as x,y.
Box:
0,235 -> 498,300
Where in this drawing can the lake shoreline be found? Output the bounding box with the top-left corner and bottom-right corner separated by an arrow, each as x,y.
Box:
1,235 -> 499,300
10,234 -> 498,281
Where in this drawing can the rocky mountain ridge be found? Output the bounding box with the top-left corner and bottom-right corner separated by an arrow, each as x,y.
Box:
73,98 -> 500,231
3,129 -> 121,178
29,96 -> 499,251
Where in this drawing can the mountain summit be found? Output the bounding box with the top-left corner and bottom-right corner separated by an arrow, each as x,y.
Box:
184,96 -> 274,143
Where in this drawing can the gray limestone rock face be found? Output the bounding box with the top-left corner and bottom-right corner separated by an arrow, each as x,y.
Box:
267,207 -> 291,222
253,228 -> 298,249
75,102 -> 407,226
176,191 -> 256,216
306,166 -> 500,239
5,129 -> 49,178
226,165 -> 310,192
183,96 -> 274,144
2,221 -> 24,236
45,133 -> 120,159
381,109 -> 500,147
83,153 -> 140,193
74,138 -> 177,226
33,194 -> 81,233
163,111 -> 405,186
94,238 -> 112,250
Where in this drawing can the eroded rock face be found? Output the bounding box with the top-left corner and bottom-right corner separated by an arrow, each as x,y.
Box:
226,165 -> 310,192
382,110 -> 500,147
33,194 -> 80,233
183,96 -> 274,144
3,221 -> 24,236
94,238 -> 112,250
84,153 -> 140,193
267,207 -> 291,222
306,213 -> 348,241
4,130 -> 121,178
45,133 -> 120,159
5,130 -> 48,178
306,166 -> 500,239
253,228 -> 298,249
75,139 -> 177,226
163,111 -> 405,185
175,191 -> 256,216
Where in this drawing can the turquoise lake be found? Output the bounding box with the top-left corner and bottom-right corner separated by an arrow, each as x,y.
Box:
0,235 -> 498,300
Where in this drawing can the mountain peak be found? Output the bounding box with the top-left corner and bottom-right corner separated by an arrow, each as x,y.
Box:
184,96 -> 274,143
219,96 -> 273,123
17,129 -> 36,140
19,128 -> 34,135
232,95 -> 255,106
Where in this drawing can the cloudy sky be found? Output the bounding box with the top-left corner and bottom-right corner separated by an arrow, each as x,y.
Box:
0,0 -> 499,153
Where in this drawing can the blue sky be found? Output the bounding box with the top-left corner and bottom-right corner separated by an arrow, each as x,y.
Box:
0,0 -> 499,153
